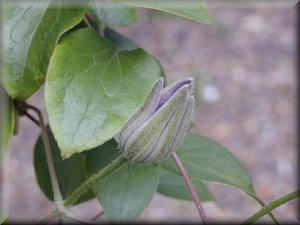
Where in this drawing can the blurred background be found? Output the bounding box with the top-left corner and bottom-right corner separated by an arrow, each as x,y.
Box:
1,0 -> 298,223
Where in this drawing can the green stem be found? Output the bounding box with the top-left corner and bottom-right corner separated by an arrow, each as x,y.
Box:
243,189 -> 299,224
24,103 -> 64,209
64,156 -> 128,207
247,192 -> 279,224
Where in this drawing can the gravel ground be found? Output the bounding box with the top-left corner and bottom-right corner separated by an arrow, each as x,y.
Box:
1,1 -> 298,223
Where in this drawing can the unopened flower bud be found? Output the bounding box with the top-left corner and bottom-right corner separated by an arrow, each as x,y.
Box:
119,78 -> 194,164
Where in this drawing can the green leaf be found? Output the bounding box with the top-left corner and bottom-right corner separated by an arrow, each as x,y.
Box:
114,0 -> 211,24
157,167 -> 214,202
0,92 -> 15,159
45,28 -> 161,158
1,0 -> 87,100
104,28 -> 166,80
89,0 -> 137,26
160,134 -> 256,195
34,130 -> 94,204
86,139 -> 159,221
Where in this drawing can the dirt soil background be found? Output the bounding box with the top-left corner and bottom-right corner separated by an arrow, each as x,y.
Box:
1,1 -> 298,223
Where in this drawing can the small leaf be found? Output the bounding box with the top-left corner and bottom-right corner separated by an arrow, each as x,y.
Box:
0,92 -> 15,160
160,134 -> 256,195
89,0 -> 137,26
86,139 -> 159,221
45,28 -> 161,158
34,130 -> 94,204
157,167 -> 214,201
114,0 -> 211,24
2,0 -> 87,100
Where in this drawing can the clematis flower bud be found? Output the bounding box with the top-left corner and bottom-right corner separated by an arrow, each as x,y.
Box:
118,78 -> 194,164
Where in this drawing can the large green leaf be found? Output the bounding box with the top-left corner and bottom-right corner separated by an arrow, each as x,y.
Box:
89,0 -> 137,26
157,167 -> 214,202
86,139 -> 159,221
160,134 -> 256,195
1,0 -> 87,100
104,28 -> 166,81
34,131 -> 94,204
45,28 -> 161,158
114,0 -> 211,24
0,92 -> 15,160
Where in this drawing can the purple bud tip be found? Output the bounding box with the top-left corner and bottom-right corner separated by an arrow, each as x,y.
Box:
157,78 -> 193,110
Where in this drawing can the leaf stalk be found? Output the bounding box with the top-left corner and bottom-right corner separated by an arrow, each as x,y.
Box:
63,156 -> 128,207
21,102 -> 64,209
243,189 -> 299,224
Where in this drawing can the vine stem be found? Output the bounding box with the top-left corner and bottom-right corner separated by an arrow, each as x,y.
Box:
19,102 -> 128,220
35,152 -> 124,223
247,193 -> 279,224
172,152 -> 207,224
23,103 -> 64,209
63,156 -> 128,207
242,189 -> 299,224
23,111 -> 40,126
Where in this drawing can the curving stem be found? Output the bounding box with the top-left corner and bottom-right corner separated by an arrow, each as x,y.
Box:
22,102 -> 64,209
242,189 -> 299,224
63,156 -> 128,207
172,152 -> 207,224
